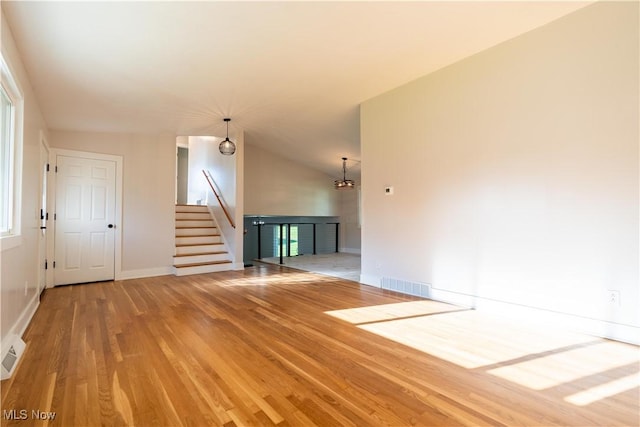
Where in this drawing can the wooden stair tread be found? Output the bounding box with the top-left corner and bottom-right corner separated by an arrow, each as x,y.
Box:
174,205 -> 232,275
176,213 -> 210,215
176,242 -> 224,247
174,251 -> 227,257
174,260 -> 232,268
175,233 -> 221,237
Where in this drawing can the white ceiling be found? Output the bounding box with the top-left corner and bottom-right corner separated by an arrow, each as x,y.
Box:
2,1 -> 589,177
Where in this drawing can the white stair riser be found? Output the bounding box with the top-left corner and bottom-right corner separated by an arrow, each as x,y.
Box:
173,253 -> 230,265
176,228 -> 218,237
176,205 -> 210,213
176,235 -> 222,245
175,212 -> 211,220
174,262 -> 233,276
176,219 -> 214,228
175,244 -> 225,255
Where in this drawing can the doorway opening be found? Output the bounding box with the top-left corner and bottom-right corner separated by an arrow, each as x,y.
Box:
176,145 -> 189,205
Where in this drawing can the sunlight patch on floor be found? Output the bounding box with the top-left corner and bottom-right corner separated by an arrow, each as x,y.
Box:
219,272 -> 337,287
355,308 -> 596,369
487,340 -> 640,390
325,300 -> 461,324
564,372 -> 640,406
258,253 -> 361,282
326,299 -> 639,408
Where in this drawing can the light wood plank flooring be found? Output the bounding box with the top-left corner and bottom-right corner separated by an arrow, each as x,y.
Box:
1,264 -> 638,426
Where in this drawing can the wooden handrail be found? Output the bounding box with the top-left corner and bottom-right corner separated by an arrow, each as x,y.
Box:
202,170 -> 236,229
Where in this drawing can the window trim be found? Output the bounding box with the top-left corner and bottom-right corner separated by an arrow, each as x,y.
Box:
1,52 -> 24,251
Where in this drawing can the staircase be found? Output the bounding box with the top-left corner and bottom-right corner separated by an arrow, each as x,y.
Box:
174,205 -> 233,276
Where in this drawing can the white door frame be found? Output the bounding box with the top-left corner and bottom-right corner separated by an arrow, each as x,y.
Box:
38,132 -> 51,292
52,149 -> 123,282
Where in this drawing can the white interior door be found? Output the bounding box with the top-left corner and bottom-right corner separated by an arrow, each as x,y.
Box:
54,155 -> 116,285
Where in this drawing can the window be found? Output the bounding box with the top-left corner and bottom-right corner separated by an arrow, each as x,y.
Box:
273,225 -> 299,257
1,53 -> 23,243
1,84 -> 14,234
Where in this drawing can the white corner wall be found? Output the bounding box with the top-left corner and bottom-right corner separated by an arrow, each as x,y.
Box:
0,11 -> 49,345
361,2 -> 638,343
187,131 -> 244,268
339,188 -> 361,254
49,131 -> 176,279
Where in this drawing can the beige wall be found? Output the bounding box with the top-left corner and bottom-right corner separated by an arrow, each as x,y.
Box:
49,131 -> 176,277
0,11 -> 50,344
244,144 -> 340,217
361,2 -> 638,342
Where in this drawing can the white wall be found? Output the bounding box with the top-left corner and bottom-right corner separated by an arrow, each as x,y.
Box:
245,144 -> 340,217
187,136 -> 218,205
49,131 -> 176,278
360,2 -> 638,343
0,11 -> 49,346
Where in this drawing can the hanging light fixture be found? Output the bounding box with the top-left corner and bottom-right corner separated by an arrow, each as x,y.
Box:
219,118 -> 236,155
334,157 -> 355,189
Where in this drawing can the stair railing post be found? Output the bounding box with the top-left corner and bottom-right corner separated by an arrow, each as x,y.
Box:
257,222 -> 262,259
279,223 -> 284,265
312,223 -> 317,255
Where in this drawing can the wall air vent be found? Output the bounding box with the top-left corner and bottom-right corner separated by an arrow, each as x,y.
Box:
381,277 -> 431,298
1,336 -> 26,380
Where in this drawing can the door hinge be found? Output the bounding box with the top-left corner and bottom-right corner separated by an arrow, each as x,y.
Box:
40,209 -> 44,220
45,260 -> 48,270
46,212 -> 49,220
46,163 -> 50,172
54,213 -> 57,220
53,261 -> 56,269
55,165 -> 58,173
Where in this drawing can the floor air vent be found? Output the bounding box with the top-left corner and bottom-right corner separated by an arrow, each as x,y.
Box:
1,336 -> 26,380
381,277 -> 431,298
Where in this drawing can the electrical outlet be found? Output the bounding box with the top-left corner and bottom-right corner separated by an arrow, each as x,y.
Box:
607,290 -> 620,306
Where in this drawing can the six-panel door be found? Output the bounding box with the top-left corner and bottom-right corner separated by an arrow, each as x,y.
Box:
54,155 -> 116,285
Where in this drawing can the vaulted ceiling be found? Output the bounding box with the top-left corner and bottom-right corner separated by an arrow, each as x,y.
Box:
2,1 -> 589,177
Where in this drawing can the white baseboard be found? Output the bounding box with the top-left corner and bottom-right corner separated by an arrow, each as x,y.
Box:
1,291 -> 39,379
6,292 -> 39,344
116,267 -> 174,281
430,287 -> 640,345
429,287 -> 476,308
471,294 -> 640,345
358,274 -> 639,345
340,247 -> 361,255
360,274 -> 381,288
232,262 -> 245,271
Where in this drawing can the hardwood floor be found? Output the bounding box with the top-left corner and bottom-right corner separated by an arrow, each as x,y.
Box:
1,264 -> 638,426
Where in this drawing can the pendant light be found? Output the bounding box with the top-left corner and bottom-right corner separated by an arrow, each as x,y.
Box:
219,118 -> 236,155
334,157 -> 355,189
